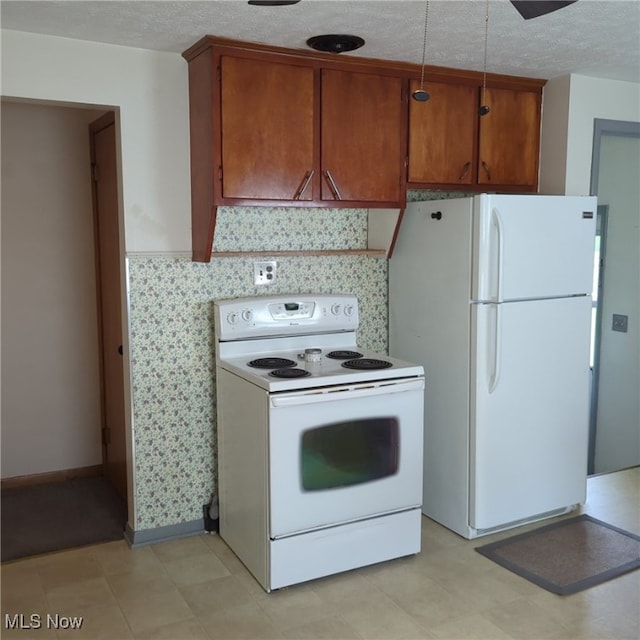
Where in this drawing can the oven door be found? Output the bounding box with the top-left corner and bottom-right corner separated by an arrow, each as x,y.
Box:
269,378 -> 424,538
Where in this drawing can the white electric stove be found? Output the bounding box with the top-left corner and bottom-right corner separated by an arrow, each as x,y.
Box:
214,294 -> 425,591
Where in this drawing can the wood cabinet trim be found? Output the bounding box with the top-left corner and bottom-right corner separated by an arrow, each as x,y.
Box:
183,36 -> 546,91
186,46 -> 216,262
210,249 -> 388,258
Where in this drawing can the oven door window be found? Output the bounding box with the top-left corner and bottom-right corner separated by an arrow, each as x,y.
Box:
301,418 -> 399,491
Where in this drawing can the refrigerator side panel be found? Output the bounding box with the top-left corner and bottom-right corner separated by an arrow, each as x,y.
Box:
472,195 -> 597,302
469,296 -> 591,531
389,198 -> 474,537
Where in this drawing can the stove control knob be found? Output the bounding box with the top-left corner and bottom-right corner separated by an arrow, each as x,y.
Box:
344,304 -> 354,317
241,309 -> 253,322
227,312 -> 239,325
330,303 -> 342,316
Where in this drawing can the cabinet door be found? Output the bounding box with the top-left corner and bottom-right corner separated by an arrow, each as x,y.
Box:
478,87 -> 541,189
220,56 -> 315,201
321,69 -> 405,204
407,80 -> 477,185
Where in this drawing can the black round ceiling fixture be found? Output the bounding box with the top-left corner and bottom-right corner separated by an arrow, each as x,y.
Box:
306,34 -> 365,54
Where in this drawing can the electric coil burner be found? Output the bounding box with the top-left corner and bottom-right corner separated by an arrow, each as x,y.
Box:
326,350 -> 363,359
269,368 -> 311,378
214,294 -> 425,592
249,357 -> 296,369
342,358 -> 393,370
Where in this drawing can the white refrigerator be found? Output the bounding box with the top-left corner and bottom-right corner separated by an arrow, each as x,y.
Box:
389,194 -> 597,538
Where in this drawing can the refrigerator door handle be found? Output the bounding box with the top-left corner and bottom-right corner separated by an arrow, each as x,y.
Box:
488,304 -> 502,393
491,207 -> 504,302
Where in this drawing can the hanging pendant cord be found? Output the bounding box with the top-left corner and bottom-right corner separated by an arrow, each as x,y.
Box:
418,0 -> 430,91
481,0 -> 490,112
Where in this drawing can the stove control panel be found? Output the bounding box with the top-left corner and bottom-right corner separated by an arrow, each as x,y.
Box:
215,294 -> 359,340
268,301 -> 315,320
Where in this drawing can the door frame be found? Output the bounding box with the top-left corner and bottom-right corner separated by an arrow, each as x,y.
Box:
88,110 -> 131,509
587,204 -> 609,475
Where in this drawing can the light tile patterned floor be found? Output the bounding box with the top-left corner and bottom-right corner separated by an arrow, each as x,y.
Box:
2,467 -> 638,639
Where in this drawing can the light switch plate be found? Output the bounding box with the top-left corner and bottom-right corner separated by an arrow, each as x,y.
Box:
612,314 -> 628,333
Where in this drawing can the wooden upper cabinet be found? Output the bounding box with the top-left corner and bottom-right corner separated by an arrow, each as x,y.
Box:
220,56 -> 315,201
183,36 -> 546,260
407,80 -> 478,185
215,52 -> 406,208
407,80 -> 542,191
321,69 -> 406,204
477,87 -> 541,189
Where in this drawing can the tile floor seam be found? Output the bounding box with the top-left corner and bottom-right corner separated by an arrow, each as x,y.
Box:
99,559 -> 138,639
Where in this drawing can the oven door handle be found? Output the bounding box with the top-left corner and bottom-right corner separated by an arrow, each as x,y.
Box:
270,378 -> 424,407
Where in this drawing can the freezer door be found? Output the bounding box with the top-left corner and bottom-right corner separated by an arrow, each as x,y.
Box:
473,194 -> 597,302
470,296 -> 591,531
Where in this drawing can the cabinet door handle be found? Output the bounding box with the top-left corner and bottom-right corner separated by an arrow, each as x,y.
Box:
323,170 -> 342,200
459,161 -> 472,181
293,170 -> 314,200
481,161 -> 492,181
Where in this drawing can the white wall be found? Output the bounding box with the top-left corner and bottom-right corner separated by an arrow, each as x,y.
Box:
538,75 -> 571,195
1,101 -> 104,477
540,74 -> 640,195
594,134 -> 640,473
1,29 -> 191,520
540,74 -> 640,475
0,30 -> 192,254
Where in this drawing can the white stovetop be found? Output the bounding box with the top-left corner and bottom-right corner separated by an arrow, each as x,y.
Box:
214,294 -> 423,391
216,334 -> 423,393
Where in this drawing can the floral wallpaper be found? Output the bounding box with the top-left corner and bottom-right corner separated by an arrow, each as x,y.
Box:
127,192 -> 460,533
127,208 -> 386,531
214,205 -> 368,252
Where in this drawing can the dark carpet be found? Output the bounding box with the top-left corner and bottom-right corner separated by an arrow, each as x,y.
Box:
476,514 -> 640,595
1,475 -> 127,562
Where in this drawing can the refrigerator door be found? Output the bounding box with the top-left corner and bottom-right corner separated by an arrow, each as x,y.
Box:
473,194 -> 597,302
470,296 -> 591,531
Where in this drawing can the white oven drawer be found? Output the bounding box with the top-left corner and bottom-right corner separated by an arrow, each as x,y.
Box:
269,509 -> 421,591
269,378 -> 425,538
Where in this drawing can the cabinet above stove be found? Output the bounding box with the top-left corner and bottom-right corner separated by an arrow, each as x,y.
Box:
182,36 -> 545,263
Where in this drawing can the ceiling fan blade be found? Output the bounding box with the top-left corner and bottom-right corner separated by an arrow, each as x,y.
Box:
510,1 -> 577,20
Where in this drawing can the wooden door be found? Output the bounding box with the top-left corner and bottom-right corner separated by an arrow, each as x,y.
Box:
407,80 -> 478,186
321,68 -> 405,204
220,55 -> 315,201
90,113 -> 127,501
478,87 -> 541,189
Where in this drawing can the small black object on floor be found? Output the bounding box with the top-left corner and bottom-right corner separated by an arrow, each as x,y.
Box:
1,475 -> 127,562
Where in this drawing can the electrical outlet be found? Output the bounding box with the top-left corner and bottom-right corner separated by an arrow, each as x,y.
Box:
254,261 -> 277,285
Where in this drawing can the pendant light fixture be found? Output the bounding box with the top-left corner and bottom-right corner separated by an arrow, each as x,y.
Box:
478,0 -> 491,116
412,0 -> 431,102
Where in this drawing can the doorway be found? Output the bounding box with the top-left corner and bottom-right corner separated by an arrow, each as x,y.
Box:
1,100 -> 128,556
588,119 -> 640,475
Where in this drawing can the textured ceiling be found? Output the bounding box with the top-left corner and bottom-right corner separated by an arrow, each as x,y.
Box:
1,0 -> 639,83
